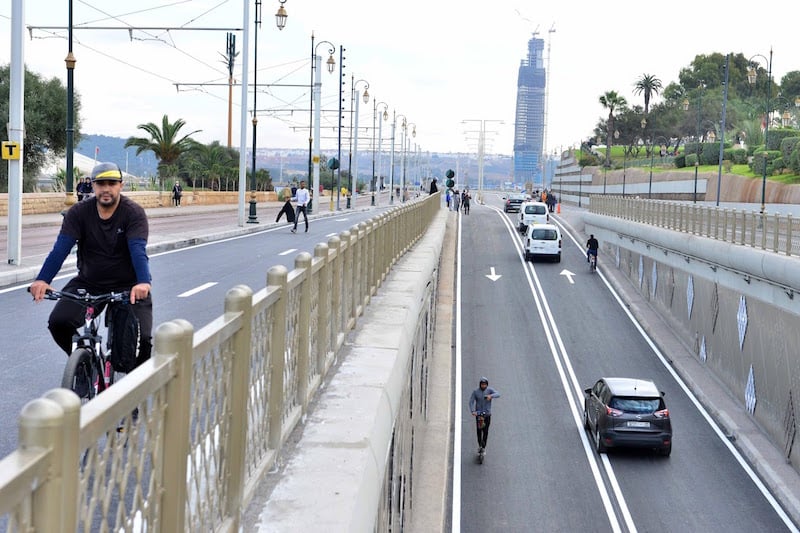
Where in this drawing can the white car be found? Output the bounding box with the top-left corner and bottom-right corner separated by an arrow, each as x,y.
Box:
524,223 -> 561,262
518,201 -> 550,233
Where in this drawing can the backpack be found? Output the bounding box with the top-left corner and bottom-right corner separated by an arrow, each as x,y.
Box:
107,303 -> 140,373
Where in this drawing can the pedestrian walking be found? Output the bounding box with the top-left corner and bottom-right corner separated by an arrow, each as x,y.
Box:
462,190 -> 471,215
292,180 -> 310,233
452,190 -> 460,212
172,180 -> 183,207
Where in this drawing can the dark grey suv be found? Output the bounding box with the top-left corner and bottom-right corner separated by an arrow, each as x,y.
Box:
503,193 -> 527,213
583,377 -> 672,456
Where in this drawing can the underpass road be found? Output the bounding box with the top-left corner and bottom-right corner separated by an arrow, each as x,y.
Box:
458,204 -> 611,532
457,196 -> 796,532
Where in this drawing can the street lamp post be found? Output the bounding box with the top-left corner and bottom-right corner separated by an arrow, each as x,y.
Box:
65,0 -> 76,205
683,93 -> 704,203
405,123 -> 417,200
335,46 -> 346,211
648,135 -> 669,199
373,101 -> 388,206
351,79 -> 369,208
748,49 -> 773,215
394,114 -> 408,202
614,130 -> 627,197
309,34 -> 335,214
247,0 -> 288,224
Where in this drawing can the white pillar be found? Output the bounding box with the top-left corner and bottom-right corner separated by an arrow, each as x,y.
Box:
312,54 -> 322,209
389,112 -> 396,204
7,0 -> 25,265
376,113 -> 383,207
237,1 -> 251,226
352,91 -> 360,208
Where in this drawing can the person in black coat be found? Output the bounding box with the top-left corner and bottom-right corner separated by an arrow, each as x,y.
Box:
429,178 -> 438,195
276,198 -> 296,223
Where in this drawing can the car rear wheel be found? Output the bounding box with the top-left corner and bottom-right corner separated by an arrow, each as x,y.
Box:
594,427 -> 606,453
583,406 -> 590,429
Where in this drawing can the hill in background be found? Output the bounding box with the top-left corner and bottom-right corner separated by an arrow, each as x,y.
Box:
76,134 -> 159,177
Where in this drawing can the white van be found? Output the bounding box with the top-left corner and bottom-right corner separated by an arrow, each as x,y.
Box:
524,223 -> 561,262
518,201 -> 549,233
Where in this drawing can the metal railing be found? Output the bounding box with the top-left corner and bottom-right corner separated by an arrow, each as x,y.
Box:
590,196 -> 800,257
0,193 -> 440,532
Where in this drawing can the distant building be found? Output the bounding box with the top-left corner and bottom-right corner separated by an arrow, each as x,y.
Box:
513,35 -> 546,188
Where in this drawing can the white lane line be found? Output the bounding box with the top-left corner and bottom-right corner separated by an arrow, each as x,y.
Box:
279,248 -> 298,256
552,218 -> 800,533
452,205 -> 463,532
325,232 -> 338,237
177,282 -> 217,298
492,205 -> 628,532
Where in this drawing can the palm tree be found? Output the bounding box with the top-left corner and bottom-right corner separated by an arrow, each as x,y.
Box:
633,74 -> 663,115
190,141 -> 232,191
599,91 -> 628,167
124,115 -> 200,187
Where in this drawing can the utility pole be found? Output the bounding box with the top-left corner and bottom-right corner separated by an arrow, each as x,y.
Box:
224,32 -> 237,148
462,119 -> 503,203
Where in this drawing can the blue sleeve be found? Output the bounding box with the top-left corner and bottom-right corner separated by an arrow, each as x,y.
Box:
36,233 -> 76,283
489,388 -> 501,399
128,238 -> 151,284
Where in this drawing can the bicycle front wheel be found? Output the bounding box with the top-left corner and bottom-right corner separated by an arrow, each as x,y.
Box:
61,348 -> 99,403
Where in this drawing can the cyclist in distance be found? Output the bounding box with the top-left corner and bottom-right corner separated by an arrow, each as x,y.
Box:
586,234 -> 599,264
469,377 -> 501,454
29,162 -> 153,370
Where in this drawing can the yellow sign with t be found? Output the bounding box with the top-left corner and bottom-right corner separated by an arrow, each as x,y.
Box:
2,141 -> 21,160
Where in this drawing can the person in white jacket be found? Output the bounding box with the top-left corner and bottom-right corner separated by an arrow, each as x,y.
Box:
292,181 -> 310,233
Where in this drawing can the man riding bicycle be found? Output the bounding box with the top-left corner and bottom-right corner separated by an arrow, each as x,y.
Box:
469,377 -> 501,454
29,162 -> 153,372
586,234 -> 599,264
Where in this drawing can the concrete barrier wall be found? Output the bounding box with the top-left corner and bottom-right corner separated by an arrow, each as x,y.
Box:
585,212 -> 800,471
0,190 -> 279,215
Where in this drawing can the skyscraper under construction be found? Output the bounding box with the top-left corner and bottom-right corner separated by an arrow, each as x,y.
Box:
513,35 -> 546,188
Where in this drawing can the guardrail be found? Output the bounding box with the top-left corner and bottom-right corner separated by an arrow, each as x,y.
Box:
0,193 -> 440,532
590,196 -> 800,257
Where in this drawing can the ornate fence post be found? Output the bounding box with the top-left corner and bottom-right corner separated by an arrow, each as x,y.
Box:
266,266 -> 288,451
157,319 -> 194,533
19,397 -> 65,531
42,388 -> 81,530
314,243 -> 331,374
223,285 -> 253,530
294,253 -> 313,412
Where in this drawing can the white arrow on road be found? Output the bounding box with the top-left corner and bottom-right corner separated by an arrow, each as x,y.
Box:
560,269 -> 576,284
485,267 -> 502,281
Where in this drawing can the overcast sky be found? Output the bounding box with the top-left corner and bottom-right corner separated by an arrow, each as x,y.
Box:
2,1 -> 798,159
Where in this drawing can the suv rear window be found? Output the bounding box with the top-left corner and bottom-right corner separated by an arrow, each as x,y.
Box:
531,228 -> 558,240
525,205 -> 547,215
609,397 -> 662,413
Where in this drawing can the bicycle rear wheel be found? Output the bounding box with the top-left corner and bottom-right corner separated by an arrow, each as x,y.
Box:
61,348 -> 99,403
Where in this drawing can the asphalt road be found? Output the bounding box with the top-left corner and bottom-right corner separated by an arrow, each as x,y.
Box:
0,208 -> 381,457
456,196 -> 795,532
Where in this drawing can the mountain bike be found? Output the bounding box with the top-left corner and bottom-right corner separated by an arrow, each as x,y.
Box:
36,288 -> 133,403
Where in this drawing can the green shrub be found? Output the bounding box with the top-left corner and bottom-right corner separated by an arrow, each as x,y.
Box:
727,148 -> 748,164
779,137 -> 800,162
685,153 -> 698,167
674,153 -> 686,168
768,129 -> 796,151
750,150 -> 782,176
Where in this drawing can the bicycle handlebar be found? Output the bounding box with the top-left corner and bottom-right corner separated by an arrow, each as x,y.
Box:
28,287 -> 131,305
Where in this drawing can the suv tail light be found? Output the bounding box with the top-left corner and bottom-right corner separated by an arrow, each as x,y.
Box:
606,406 -> 623,417
654,408 -> 670,418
